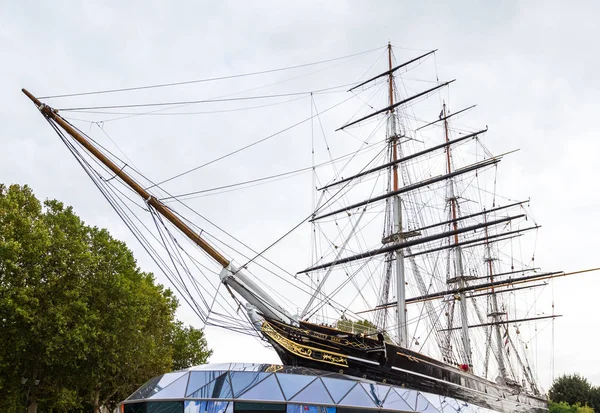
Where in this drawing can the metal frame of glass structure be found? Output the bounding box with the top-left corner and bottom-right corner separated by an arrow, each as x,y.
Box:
120,363 -> 501,413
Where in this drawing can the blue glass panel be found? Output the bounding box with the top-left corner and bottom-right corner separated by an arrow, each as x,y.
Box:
147,401 -> 184,413
189,373 -> 233,399
150,374 -> 190,399
234,402 -> 286,412
286,405 -> 335,413
359,383 -> 390,407
290,378 -> 332,405
398,389 -> 418,410
185,401 -> 231,413
230,372 -> 270,397
319,378 -> 354,404
185,401 -> 203,413
275,373 -> 317,400
124,403 -> 147,413
129,371 -> 187,400
187,371 -> 225,397
381,389 -> 413,411
236,374 -> 284,401
337,382 -> 374,408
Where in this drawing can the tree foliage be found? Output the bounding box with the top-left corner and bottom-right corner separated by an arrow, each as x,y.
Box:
548,373 -> 600,412
550,374 -> 593,407
171,321 -> 213,371
0,184 -> 211,413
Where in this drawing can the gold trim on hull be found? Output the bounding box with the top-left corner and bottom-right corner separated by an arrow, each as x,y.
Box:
262,322 -> 349,368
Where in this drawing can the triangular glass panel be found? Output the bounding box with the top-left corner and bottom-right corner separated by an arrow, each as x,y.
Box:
421,392 -> 444,410
275,373 -> 317,400
382,389 -> 413,411
128,371 -> 187,400
236,374 -> 284,401
186,371 -> 225,397
441,397 -> 460,413
189,373 -> 233,399
149,374 -> 190,399
360,382 -> 390,407
337,382 -> 375,408
398,389 -> 419,410
320,377 -> 355,403
290,378 -> 333,405
414,392 -> 441,413
230,371 -> 270,398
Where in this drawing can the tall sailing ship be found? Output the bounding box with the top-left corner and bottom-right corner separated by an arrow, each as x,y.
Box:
23,44 -> 585,412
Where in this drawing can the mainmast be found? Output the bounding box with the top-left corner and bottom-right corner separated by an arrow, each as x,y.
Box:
387,43 -> 408,347
443,102 -> 472,367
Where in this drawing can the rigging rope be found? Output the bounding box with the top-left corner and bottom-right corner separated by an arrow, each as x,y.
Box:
39,46 -> 385,99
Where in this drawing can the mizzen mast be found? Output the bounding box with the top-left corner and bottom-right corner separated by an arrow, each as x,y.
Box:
386,43 -> 408,347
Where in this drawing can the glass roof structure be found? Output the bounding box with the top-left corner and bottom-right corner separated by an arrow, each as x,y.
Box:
121,363 -> 502,413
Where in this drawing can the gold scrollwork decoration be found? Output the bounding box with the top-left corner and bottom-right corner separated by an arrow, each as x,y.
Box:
262,322 -> 348,368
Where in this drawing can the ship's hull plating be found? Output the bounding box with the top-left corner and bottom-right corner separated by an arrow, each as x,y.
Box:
262,319 -> 547,413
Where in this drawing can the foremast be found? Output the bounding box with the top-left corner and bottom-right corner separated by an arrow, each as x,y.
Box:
386,43 -> 408,348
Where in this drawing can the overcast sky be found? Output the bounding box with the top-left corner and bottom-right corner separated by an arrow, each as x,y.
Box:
2,0 -> 599,391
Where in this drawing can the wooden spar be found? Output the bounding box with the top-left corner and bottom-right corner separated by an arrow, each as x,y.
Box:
22,88 -> 231,269
349,49 -> 437,92
319,128 -> 487,191
299,214 -> 524,273
405,225 -> 539,259
466,282 -> 548,299
415,105 -> 477,131
356,267 -> 600,313
438,314 -> 562,331
336,79 -> 456,131
410,200 -> 526,234
312,156 -> 501,222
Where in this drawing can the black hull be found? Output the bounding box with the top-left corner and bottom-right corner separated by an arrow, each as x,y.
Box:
262,320 -> 547,413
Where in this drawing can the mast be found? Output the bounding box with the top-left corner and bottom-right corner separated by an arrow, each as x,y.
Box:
443,102 -> 472,367
387,43 -> 408,347
484,212 -> 509,382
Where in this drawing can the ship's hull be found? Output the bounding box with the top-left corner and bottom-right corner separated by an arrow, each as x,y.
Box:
262,319 -> 547,413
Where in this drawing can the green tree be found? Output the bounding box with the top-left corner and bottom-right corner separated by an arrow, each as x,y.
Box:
549,401 -> 578,413
550,374 -> 593,407
171,321 -> 213,371
549,401 -> 594,413
590,387 -> 600,412
0,184 -> 212,413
